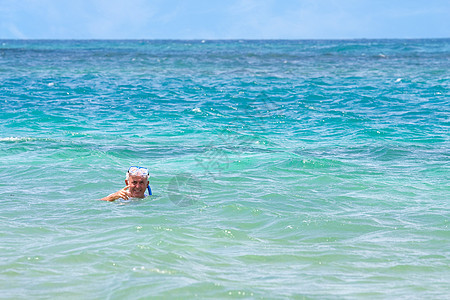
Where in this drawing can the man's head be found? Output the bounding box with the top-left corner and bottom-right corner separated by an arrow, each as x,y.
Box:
125,167 -> 150,198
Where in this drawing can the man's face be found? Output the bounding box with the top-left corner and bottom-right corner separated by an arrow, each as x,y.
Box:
126,175 -> 148,198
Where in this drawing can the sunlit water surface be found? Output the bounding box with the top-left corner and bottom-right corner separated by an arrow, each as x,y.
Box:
0,39 -> 449,299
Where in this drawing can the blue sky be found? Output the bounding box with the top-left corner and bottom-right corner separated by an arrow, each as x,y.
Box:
1,0 -> 449,39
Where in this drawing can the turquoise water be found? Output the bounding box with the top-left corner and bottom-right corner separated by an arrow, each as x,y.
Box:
0,39 -> 449,299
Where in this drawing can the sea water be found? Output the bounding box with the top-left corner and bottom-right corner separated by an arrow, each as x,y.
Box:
0,39 -> 449,299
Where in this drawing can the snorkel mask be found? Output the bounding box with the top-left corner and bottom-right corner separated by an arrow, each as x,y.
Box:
127,166 -> 152,195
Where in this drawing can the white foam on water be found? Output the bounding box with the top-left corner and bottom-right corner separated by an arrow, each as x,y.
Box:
0,137 -> 35,142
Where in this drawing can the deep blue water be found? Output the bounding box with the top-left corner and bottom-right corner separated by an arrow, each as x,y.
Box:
0,39 -> 449,299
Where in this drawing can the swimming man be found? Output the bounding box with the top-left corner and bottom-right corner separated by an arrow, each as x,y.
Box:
100,166 -> 152,201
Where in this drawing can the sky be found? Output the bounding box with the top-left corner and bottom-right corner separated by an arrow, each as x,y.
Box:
1,0 -> 449,39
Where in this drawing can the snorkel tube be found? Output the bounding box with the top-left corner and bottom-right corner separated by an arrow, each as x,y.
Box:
147,185 -> 152,196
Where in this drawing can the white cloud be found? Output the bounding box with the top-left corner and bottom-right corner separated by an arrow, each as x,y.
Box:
5,23 -> 28,39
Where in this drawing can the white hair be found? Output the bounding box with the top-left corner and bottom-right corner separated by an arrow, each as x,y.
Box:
126,172 -> 149,181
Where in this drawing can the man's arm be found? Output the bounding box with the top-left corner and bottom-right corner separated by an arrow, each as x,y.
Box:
100,186 -> 130,201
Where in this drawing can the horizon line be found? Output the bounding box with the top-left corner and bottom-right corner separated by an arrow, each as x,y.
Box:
1,37 -> 449,41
